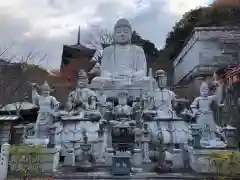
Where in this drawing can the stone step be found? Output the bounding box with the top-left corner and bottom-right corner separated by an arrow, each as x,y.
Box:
53,172 -> 233,179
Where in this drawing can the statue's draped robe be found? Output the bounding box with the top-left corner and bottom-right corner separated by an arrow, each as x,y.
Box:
190,95 -> 217,140
33,95 -> 59,138
152,88 -> 176,118
62,87 -> 99,156
100,44 -> 147,78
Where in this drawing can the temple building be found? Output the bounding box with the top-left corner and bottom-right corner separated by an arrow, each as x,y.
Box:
60,26 -> 96,85
173,27 -> 240,99
51,27 -> 97,104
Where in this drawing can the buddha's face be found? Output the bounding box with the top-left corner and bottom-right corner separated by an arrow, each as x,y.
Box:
114,26 -> 131,45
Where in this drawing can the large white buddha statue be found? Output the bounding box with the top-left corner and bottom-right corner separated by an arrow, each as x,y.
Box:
91,18 -> 149,87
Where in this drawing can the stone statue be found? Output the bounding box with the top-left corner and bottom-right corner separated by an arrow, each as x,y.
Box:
91,18 -> 150,86
31,81 -> 60,139
110,91 -> 135,126
66,69 -> 98,115
61,70 -> 101,165
148,70 -> 177,119
190,74 -> 226,148
114,91 -> 132,118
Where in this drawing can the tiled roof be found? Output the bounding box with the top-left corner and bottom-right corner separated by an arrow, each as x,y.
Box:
0,115 -> 19,121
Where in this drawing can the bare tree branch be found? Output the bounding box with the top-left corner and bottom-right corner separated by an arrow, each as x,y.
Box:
85,25 -> 113,61
0,46 -> 47,110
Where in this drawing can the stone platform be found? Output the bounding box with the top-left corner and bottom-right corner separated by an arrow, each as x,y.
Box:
50,164 -> 240,179
52,172 -> 239,179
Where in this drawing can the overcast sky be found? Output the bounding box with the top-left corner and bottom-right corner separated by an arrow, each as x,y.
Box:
0,0 -> 210,70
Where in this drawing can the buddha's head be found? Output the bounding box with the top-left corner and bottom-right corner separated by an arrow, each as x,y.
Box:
155,69 -> 167,89
76,69 -> 88,88
200,82 -> 209,97
114,18 -> 132,45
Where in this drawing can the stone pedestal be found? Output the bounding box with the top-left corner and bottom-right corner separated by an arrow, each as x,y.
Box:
172,149 -> 183,169
191,124 -> 201,148
77,143 -> 93,171
64,149 -> 75,166
95,139 -> 105,164
223,125 -> 237,148
132,148 -> 142,167
105,148 -> 114,166
112,152 -> 131,176
8,145 -> 61,174
186,146 -> 235,173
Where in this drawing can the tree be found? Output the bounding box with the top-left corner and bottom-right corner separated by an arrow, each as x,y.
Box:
0,46 -> 48,110
163,0 -> 240,61
85,25 -> 114,61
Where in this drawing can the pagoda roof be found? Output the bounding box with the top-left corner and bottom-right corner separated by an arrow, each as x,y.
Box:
64,44 -> 95,55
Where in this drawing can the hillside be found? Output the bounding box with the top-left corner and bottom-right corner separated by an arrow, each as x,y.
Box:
162,0 -> 240,61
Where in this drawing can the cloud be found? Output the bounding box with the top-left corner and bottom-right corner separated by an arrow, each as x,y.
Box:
0,0 -> 209,69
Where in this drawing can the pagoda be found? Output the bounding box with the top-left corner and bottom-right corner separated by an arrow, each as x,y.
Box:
60,26 -> 96,85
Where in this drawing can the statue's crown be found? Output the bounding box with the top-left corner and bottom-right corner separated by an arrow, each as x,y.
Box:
155,69 -> 165,78
114,18 -> 132,31
40,81 -> 52,91
77,69 -> 87,79
118,91 -> 128,98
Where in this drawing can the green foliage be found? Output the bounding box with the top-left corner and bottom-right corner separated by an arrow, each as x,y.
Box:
9,144 -> 43,179
132,31 -> 159,57
163,2 -> 240,61
207,151 -> 240,175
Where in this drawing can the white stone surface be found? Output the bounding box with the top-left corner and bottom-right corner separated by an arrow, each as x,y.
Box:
60,70 -> 101,160
190,81 -> 226,148
31,81 -> 60,139
105,148 -> 114,166
91,18 -> 150,88
0,143 -> 10,180
132,149 -> 142,167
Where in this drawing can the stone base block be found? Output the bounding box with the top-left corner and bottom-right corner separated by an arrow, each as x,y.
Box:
187,146 -> 236,173
132,149 -> 142,167
9,146 -> 61,173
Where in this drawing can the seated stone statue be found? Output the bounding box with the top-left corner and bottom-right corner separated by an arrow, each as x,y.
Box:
91,18 -> 150,87
61,70 -> 101,165
66,69 -> 100,120
144,70 -> 178,120
110,91 -> 135,126
190,75 -> 226,148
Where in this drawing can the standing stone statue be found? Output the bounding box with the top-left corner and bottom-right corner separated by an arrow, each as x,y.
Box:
149,69 -> 177,119
190,74 -> 226,148
31,81 -> 60,139
91,18 -> 150,86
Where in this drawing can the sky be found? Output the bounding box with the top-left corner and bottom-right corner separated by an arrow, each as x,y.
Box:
0,0 -> 210,70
